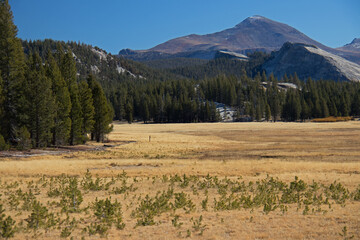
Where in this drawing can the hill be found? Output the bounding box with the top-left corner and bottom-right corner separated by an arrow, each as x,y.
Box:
22,39 -> 179,89
262,42 -> 360,82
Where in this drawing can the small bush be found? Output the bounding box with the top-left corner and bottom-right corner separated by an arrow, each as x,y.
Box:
0,134 -> 9,151
16,126 -> 31,150
0,204 -> 16,239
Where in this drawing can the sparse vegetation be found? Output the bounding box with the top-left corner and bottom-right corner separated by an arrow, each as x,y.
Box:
0,171 -> 359,238
0,121 -> 359,239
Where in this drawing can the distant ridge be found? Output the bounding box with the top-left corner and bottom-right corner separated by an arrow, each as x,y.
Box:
337,38 -> 360,52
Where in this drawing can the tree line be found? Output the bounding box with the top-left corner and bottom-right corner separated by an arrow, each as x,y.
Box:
0,0 -> 113,150
107,70 -> 360,123
108,79 -> 221,123
199,72 -> 360,122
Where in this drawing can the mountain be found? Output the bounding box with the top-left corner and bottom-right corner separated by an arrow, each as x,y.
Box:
119,16 -> 360,64
262,42 -> 360,82
337,38 -> 360,52
149,15 -> 327,54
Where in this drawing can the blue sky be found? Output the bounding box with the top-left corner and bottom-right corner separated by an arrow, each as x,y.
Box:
11,0 -> 360,54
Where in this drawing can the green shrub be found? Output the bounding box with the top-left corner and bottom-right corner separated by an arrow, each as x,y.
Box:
16,126 -> 31,150
0,134 -> 9,151
0,204 -> 16,238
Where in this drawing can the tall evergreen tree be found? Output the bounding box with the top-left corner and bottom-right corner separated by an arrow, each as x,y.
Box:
78,79 -> 95,142
45,51 -> 71,146
88,75 -> 113,142
0,0 -> 27,142
125,101 -> 133,124
25,52 -> 55,147
0,72 -> 3,123
265,103 -> 271,121
68,83 -> 83,145
351,90 -> 360,116
140,96 -> 150,123
282,90 -> 301,121
60,51 -> 83,145
300,98 -> 310,121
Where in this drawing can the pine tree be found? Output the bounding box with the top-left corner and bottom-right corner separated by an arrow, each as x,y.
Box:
351,90 -> 360,116
78,79 -> 95,142
60,51 -> 83,145
0,73 -> 3,124
255,104 -> 262,121
300,98 -> 309,121
0,0 -> 27,142
265,103 -> 271,121
45,51 -> 71,146
282,90 -> 301,121
25,52 -> 55,148
140,97 -> 150,123
68,83 -> 83,145
320,97 -> 329,118
88,75 -> 113,142
125,101 -> 133,124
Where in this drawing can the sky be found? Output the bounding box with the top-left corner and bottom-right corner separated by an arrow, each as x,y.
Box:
11,0 -> 360,54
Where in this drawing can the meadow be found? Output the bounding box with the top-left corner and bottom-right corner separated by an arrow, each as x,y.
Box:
0,121 -> 359,239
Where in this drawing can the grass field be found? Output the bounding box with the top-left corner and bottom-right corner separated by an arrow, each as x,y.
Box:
0,121 -> 359,239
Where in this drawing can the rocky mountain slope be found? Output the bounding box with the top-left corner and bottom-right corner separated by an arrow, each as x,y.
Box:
119,16 -> 360,64
149,15 -> 326,54
262,42 -> 360,82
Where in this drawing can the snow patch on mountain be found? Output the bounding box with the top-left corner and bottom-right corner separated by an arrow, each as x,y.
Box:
249,15 -> 265,21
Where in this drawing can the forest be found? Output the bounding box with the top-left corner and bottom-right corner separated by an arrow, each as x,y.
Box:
0,0 -> 113,150
108,72 -> 360,123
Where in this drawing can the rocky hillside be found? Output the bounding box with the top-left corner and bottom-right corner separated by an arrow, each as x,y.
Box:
262,42 -> 360,82
22,39 -> 177,89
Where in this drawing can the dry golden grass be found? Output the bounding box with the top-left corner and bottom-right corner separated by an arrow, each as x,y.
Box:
0,121 -> 360,239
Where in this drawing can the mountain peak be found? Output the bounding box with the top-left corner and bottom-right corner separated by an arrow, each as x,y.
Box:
351,38 -> 360,44
337,37 -> 360,53
235,15 -> 268,27
248,15 -> 266,20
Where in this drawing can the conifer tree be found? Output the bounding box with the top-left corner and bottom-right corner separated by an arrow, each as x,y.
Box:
351,90 -> 360,116
300,98 -> 310,121
68,83 -> 83,145
88,74 -> 113,142
140,96 -> 150,123
320,97 -> 329,118
0,73 -> 3,122
125,101 -> 133,124
265,103 -> 271,121
0,0 -> 27,142
25,52 -> 55,147
60,51 -> 83,145
45,51 -> 71,146
78,80 -> 95,142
